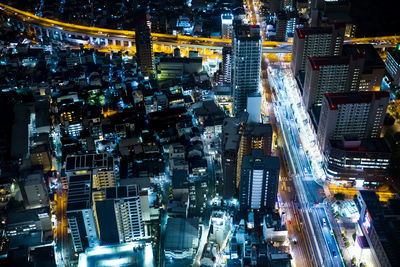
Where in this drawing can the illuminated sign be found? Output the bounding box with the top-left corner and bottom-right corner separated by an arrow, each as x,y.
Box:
362,210 -> 372,234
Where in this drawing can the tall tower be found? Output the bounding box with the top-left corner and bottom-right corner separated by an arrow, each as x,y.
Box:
222,47 -> 232,85
221,12 -> 234,39
317,91 -> 389,152
232,24 -> 262,116
136,22 -> 154,77
291,24 -> 345,76
239,150 -> 280,211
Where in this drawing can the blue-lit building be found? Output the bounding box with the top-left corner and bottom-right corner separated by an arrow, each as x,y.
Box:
385,45 -> 400,87
239,150 -> 280,211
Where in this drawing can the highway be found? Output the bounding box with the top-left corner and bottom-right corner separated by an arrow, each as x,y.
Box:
267,64 -> 344,267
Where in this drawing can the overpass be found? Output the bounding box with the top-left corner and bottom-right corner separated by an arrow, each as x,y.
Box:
0,2 -> 398,55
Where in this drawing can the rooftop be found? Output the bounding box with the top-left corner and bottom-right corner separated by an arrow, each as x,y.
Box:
342,44 -> 385,71
324,91 -> 389,110
164,218 -> 199,251
329,138 -> 391,153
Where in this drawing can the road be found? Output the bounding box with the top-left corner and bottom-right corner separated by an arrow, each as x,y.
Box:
261,59 -> 313,267
267,64 -> 344,267
55,188 -> 71,266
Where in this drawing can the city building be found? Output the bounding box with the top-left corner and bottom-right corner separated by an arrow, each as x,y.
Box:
221,13 -> 234,39
239,150 -> 280,211
136,22 -> 154,77
317,91 -> 389,151
303,54 -> 365,110
356,191 -> 400,267
30,144 -> 52,172
156,56 -> 202,81
209,210 -> 232,247
94,185 -> 145,245
325,138 -> 391,184
232,24 -> 262,116
237,123 -> 273,188
21,171 -> 49,209
65,153 -> 116,190
291,25 -> 345,77
246,93 -> 262,123
164,217 -> 200,261
66,174 -> 99,252
384,44 -> 400,87
221,47 -> 232,85
342,44 -> 385,91
220,115 -> 248,199
192,100 -> 226,135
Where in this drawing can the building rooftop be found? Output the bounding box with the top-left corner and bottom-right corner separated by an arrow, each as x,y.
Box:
387,46 -> 400,64
7,206 -> 50,226
342,44 -> 385,71
65,153 -> 113,172
308,55 -> 358,69
66,174 -> 92,211
164,217 -> 199,252
105,185 -> 140,199
324,91 -> 389,110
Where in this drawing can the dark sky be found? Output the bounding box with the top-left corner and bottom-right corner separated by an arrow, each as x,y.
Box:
351,0 -> 400,37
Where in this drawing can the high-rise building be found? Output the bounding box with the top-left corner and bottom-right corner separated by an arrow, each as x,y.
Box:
94,185 -> 144,245
291,24 -> 345,76
236,123 -> 273,188
66,174 -> 99,252
303,54 -> 364,109
221,47 -> 232,85
317,91 -> 389,151
342,44 -> 385,91
232,24 -> 262,116
136,23 -> 154,77
239,150 -> 280,211
220,115 -> 248,199
221,13 -> 233,39
246,93 -> 262,123
385,45 -> 400,87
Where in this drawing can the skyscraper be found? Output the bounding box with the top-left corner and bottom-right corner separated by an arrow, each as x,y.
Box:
221,47 -> 232,85
94,185 -> 144,245
232,24 -> 262,116
239,150 -> 280,211
236,123 -> 273,189
291,24 -> 345,76
303,54 -> 364,110
221,13 -> 234,39
317,91 -> 389,151
136,22 -> 154,77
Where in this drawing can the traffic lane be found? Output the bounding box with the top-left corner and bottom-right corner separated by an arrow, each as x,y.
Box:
316,206 -> 343,267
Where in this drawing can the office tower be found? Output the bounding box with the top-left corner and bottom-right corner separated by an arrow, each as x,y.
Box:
342,44 -> 385,91
220,115 -> 248,199
67,174 -> 99,252
275,11 -> 297,42
94,185 -> 144,245
246,93 -> 262,123
236,123 -> 273,188
291,24 -> 345,76
357,191 -> 400,267
317,91 -> 389,151
222,47 -> 232,84
221,12 -> 233,39
239,150 -> 280,211
136,22 -> 154,77
385,45 -> 400,86
65,153 -> 116,190
303,54 -> 364,109
232,24 -> 262,116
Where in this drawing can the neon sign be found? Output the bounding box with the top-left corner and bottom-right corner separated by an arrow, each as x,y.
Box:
362,210 -> 372,234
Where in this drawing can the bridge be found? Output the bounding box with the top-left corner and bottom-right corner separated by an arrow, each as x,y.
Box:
1,2 -> 399,55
